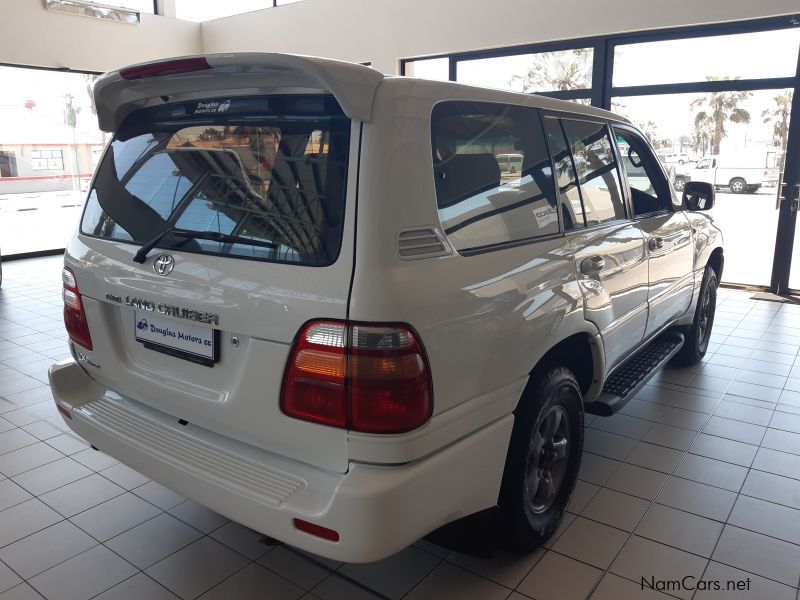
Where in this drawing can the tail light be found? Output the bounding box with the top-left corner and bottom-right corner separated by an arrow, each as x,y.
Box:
281,320 -> 433,434
62,267 -> 93,351
120,57 -> 212,80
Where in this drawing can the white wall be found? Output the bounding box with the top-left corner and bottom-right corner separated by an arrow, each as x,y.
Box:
0,0 -> 200,72
200,0 -> 800,73
1,0 -> 795,74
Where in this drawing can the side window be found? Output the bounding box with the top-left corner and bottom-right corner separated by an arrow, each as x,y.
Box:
431,102 -> 559,251
613,127 -> 673,216
560,119 -> 626,226
544,117 -> 585,230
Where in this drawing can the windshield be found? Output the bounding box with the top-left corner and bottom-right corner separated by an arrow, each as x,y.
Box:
81,95 -> 351,266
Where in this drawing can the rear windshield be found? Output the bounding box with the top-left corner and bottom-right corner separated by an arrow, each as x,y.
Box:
81,95 -> 351,266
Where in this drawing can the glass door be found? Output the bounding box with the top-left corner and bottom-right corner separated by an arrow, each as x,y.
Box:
780,84 -> 800,291
610,89 -> 793,286
609,27 -> 800,288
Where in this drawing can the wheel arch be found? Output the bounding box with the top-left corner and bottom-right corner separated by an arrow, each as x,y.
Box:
708,247 -> 724,280
530,332 -> 603,400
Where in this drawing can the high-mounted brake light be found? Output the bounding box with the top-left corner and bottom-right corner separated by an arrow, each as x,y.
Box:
120,57 -> 212,80
281,320 -> 433,434
62,267 -> 93,351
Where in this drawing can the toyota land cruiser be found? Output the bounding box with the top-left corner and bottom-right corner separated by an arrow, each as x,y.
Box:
49,53 -> 723,563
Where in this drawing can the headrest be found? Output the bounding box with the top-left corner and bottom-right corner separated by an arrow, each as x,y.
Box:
435,153 -> 501,208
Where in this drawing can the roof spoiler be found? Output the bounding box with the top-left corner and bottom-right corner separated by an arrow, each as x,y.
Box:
93,53 -> 384,132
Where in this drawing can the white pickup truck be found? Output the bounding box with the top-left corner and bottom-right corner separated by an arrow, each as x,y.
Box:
673,153 -> 780,194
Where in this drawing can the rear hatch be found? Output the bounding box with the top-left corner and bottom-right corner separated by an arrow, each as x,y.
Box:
69,91 -> 357,473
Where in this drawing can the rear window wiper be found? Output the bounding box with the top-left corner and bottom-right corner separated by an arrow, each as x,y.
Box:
133,227 -> 276,264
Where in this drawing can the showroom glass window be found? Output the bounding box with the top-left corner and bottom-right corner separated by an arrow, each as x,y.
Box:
0,65 -> 105,256
404,57 -> 450,82
613,29 -> 800,87
457,48 -> 593,95
175,0 -> 306,21
430,102 -> 559,251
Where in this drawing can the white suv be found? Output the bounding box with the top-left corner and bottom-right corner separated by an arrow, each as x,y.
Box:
49,54 -> 723,563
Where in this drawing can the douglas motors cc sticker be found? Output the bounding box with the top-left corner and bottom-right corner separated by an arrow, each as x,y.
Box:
194,99 -> 231,115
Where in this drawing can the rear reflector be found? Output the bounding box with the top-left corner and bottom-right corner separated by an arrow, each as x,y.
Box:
62,267 -> 93,351
120,57 -> 212,80
281,320 -> 433,433
293,519 -> 340,542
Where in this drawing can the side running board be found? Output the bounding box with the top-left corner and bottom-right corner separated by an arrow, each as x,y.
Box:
587,330 -> 685,417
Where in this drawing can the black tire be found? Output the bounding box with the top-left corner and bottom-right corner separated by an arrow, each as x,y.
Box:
672,265 -> 718,366
673,176 -> 687,191
729,177 -> 747,194
497,364 -> 584,552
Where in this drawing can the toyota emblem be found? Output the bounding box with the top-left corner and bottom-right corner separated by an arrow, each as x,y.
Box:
153,254 -> 175,276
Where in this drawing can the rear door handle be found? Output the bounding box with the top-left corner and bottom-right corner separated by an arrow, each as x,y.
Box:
580,255 -> 605,275
648,237 -> 664,251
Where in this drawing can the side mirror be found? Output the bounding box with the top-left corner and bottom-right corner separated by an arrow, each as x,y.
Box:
683,181 -> 715,211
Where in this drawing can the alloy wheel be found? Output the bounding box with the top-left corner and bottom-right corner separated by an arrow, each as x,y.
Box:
525,404 -> 570,514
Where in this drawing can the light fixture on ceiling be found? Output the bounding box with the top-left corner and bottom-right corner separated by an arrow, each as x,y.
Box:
44,0 -> 141,24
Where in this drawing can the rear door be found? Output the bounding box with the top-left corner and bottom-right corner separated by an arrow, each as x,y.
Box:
544,115 -> 649,369
69,94 -> 356,473
613,126 -> 694,337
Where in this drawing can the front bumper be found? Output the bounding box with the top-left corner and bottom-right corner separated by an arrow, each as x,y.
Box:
48,358 -> 512,563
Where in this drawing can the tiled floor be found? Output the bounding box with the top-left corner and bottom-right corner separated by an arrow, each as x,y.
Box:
1,256 -> 800,599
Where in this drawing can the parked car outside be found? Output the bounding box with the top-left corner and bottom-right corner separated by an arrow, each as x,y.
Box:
661,152 -> 697,165
49,53 -> 723,563
673,152 -> 780,193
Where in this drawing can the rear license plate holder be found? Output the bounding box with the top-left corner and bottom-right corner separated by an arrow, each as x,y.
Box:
134,310 -> 219,367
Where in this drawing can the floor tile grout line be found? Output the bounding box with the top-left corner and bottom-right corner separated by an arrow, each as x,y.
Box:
691,322 -> 800,595
0,473 -> 189,557
684,303 -> 772,600
3,264 -> 798,599
689,405 -> 774,599
583,369 -> 735,599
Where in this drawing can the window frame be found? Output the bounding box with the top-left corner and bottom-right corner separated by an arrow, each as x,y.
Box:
610,122 -> 678,219
429,100 -> 567,256
30,149 -> 65,171
541,110 -> 632,235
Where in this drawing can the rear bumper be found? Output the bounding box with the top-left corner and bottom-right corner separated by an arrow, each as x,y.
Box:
48,358 -> 512,563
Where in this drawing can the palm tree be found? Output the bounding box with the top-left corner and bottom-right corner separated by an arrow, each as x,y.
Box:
510,48 -> 592,92
762,90 -> 793,168
693,112 -> 714,156
689,77 -> 751,155
637,120 -> 659,145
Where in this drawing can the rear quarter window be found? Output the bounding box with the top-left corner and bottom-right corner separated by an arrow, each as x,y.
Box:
431,101 -> 559,252
81,95 -> 350,266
